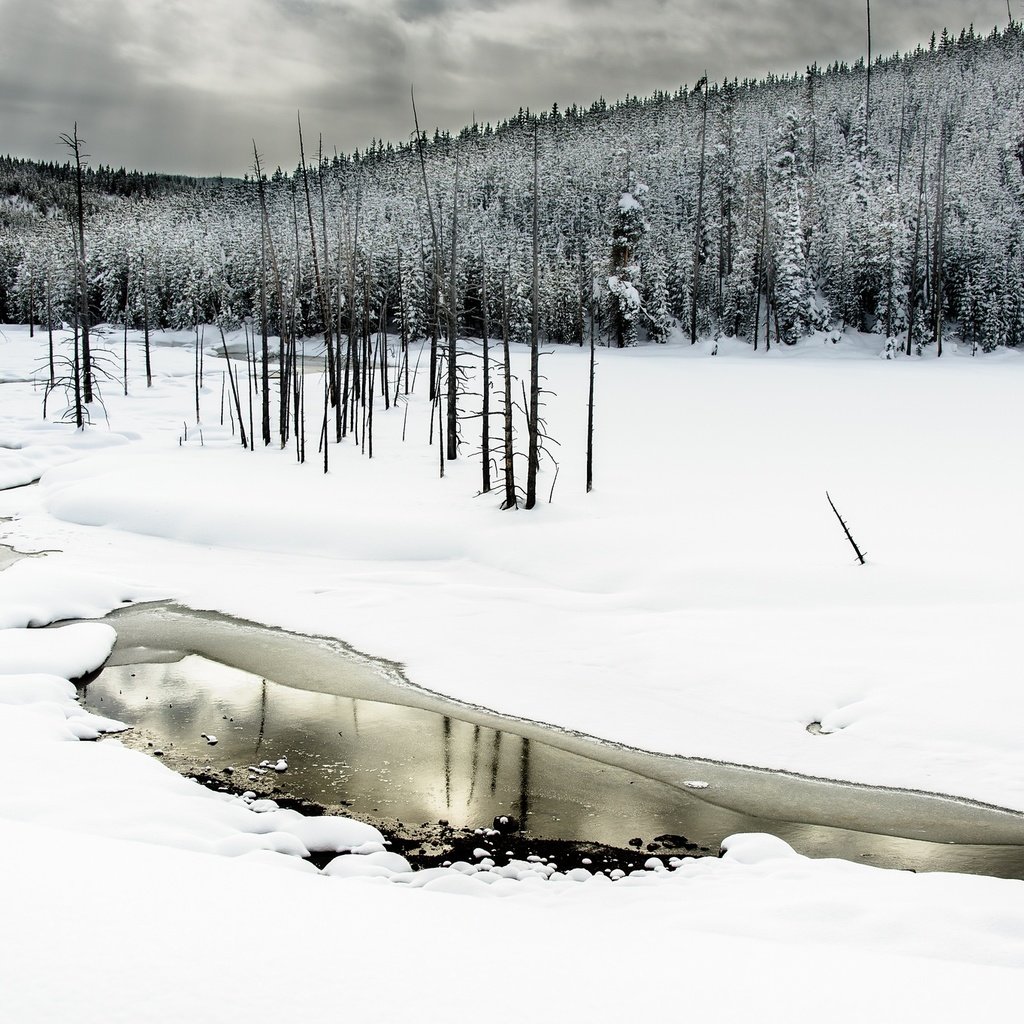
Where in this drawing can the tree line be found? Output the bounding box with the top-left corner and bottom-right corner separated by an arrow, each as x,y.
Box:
2,21 -> 1023,360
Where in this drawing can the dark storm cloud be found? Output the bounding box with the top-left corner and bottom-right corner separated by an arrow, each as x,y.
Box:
0,0 -> 1013,176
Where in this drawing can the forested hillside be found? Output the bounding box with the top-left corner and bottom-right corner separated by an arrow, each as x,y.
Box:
2,23 -> 1023,353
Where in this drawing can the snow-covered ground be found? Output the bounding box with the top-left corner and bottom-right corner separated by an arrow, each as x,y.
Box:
2,323 -> 1023,1017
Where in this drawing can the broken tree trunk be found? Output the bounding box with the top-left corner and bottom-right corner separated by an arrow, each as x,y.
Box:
826,491 -> 866,565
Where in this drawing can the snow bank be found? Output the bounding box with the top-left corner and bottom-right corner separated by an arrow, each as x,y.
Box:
0,623 -> 116,678
0,648 -> 385,862
0,557 -> 146,629
3,816 -> 1024,1024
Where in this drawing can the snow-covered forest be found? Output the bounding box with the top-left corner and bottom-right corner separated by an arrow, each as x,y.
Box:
3,23 -> 1023,354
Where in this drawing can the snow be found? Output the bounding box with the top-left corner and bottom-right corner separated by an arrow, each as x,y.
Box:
2,324 -> 1024,1015
617,191 -> 642,212
0,623 -> 117,678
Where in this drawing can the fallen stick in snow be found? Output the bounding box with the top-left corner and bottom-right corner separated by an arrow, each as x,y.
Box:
826,491 -> 867,565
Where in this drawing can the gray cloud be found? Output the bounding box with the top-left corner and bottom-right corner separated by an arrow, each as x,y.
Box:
0,0 -> 1012,176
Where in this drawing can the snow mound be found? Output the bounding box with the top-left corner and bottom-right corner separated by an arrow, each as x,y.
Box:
0,623 -> 116,678
720,833 -> 803,864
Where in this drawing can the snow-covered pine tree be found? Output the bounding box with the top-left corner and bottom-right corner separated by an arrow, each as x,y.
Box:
606,179 -> 647,347
770,110 -> 814,343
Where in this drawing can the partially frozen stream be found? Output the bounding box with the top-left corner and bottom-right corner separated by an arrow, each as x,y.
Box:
80,602 -> 1024,878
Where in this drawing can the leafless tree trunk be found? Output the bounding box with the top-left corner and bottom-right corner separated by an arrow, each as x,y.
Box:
480,242 -> 491,494
446,150 -> 461,460
46,276 -> 55,385
865,1 -> 873,147
253,142 -> 288,444
586,295 -> 595,493
122,268 -> 129,396
342,200 -> 360,439
141,252 -> 152,387
297,114 -> 336,414
525,126 -> 541,510
219,326 -> 247,449
194,312 -> 201,424
60,124 -> 93,403
932,120 -> 948,356
397,245 -> 410,398
411,87 -> 443,404
71,314 -> 83,428
906,120 -> 929,355
826,491 -> 866,565
317,136 -> 342,442
690,75 -> 709,345
752,156 -> 769,350
501,269 -> 516,510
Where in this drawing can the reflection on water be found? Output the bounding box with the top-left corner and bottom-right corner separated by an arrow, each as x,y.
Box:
84,656 -> 722,847
82,653 -> 1024,878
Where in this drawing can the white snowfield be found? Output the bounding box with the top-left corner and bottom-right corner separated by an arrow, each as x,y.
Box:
2,324 -> 1023,1017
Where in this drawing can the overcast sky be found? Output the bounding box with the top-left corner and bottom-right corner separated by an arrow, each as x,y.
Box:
0,0 -> 1015,177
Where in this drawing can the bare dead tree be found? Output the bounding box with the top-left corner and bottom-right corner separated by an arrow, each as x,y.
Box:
411,86 -> 443,404
122,267 -> 129,396
826,492 -> 866,565
368,339 -> 377,460
480,242 -> 491,495
317,135 -> 343,442
252,141 -> 289,445
500,267 -> 516,510
297,113 -> 337,415
194,313 -> 201,424
447,149 -> 461,461
320,355 -> 330,474
752,152 -> 769,350
342,197 -> 361,439
525,125 -> 541,510
586,292 -> 596,493
865,1 -> 873,147
141,251 -> 152,387
59,124 -> 93,403
894,78 -> 907,191
395,244 -> 410,401
932,116 -> 948,357
290,186 -> 303,449
690,74 -> 709,345
46,276 -> 55,386
218,326 -> 248,449
906,113 -> 929,356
